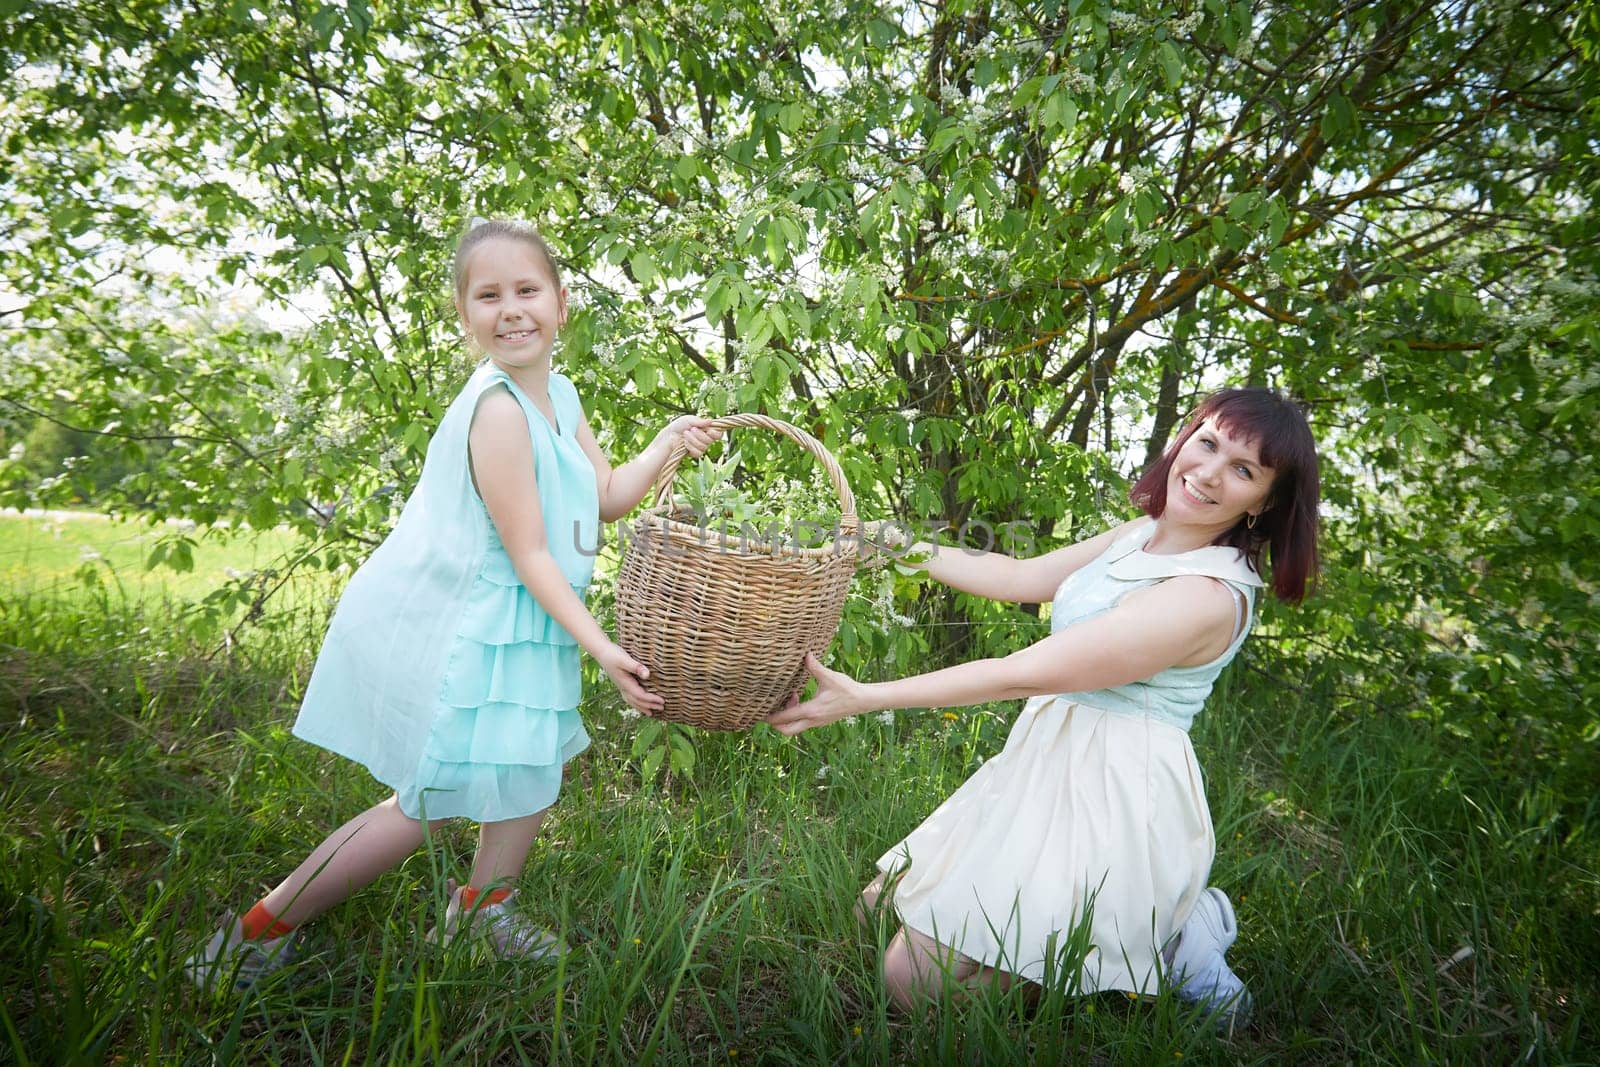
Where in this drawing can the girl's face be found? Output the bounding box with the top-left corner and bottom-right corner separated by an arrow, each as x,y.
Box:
456,237 -> 567,370
1165,417 -> 1276,531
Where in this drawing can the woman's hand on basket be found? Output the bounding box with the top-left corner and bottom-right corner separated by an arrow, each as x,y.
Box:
765,652 -> 871,735
663,416 -> 723,459
599,642 -> 665,716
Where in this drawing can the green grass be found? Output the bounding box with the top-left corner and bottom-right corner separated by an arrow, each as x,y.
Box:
0,510 -> 309,603
1,525 -> 1595,1063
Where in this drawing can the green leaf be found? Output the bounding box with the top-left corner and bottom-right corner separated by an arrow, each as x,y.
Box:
1227,190 -> 1261,221
630,250 -> 658,288
1266,199 -> 1289,245
639,744 -> 665,782
635,361 -> 659,396
630,719 -> 663,757
247,493 -> 277,530
1105,204 -> 1126,245
1158,41 -> 1184,88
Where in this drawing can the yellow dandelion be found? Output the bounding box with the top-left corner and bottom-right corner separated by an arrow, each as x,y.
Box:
1174,1053 -> 1184,1060
852,1026 -> 862,1036
942,711 -> 959,721
632,937 -> 642,945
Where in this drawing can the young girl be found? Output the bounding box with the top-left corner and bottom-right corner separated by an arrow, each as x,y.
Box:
189,219 -> 720,989
768,388 -> 1320,1027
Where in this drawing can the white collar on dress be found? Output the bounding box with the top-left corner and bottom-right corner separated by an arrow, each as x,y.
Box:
1104,518 -> 1266,588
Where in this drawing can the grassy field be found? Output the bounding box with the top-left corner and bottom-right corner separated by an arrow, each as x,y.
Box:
1,518 -> 1595,1063
0,511 -> 311,602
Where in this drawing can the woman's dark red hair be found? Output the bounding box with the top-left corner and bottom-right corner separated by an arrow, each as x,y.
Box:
1129,388 -> 1320,602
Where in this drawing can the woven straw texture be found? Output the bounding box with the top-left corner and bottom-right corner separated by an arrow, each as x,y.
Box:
615,414 -> 860,730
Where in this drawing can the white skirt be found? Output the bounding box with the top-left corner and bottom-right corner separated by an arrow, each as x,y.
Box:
877,695 -> 1214,992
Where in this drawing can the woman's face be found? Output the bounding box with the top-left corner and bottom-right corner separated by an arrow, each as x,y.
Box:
1165,417 -> 1276,531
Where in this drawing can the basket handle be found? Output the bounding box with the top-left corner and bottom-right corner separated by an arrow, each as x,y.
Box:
650,413 -> 858,530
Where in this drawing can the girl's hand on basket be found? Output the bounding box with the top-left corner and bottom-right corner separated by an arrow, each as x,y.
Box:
599,642 -> 665,715
765,652 -> 870,735
664,416 -> 723,459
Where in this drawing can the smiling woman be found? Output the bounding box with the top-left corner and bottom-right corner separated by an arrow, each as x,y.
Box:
1130,390 -> 1321,603
766,387 -> 1321,1029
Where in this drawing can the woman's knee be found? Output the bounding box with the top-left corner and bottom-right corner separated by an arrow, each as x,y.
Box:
855,874 -> 888,929
883,928 -> 976,1013
882,937 -> 927,1012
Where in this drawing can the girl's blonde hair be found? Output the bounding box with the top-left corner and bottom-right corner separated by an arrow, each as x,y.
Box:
452,218 -> 562,302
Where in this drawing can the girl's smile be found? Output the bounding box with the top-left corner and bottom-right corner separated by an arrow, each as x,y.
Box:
457,237 -> 567,369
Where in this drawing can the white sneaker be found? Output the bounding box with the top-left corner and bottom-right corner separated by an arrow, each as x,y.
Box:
185,917 -> 298,992
429,886 -> 567,960
1171,887 -> 1252,1030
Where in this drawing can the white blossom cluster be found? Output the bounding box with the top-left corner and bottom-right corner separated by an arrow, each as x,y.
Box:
1544,274 -> 1600,301
695,370 -> 741,409
588,334 -> 621,369
752,70 -> 781,98
812,268 -> 849,304
1117,164 -> 1155,194
265,379 -> 305,423
1105,10 -> 1145,32
1493,297 -> 1558,358
869,567 -> 915,628
842,156 -> 876,181
535,95 -> 588,142
1554,363 -> 1597,402
967,99 -> 1001,125
860,260 -> 900,286
763,474 -> 839,529
1169,11 -> 1203,36
1059,66 -> 1096,94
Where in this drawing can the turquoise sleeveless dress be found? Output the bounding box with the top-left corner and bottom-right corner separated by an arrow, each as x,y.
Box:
293,362 -> 598,822
878,519 -> 1263,993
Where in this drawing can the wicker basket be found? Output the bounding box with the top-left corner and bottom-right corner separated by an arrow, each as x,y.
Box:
614,414 -> 861,730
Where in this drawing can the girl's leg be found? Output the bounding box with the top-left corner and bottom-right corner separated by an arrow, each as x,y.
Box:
436,809 -> 556,958
882,924 -> 1025,1012
468,808 -> 547,891
260,794 -> 447,927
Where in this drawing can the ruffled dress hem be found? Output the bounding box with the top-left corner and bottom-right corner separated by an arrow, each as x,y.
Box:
392,565 -> 589,822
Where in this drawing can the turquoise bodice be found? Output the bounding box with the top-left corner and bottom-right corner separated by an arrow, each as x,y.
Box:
1049,520 -> 1263,732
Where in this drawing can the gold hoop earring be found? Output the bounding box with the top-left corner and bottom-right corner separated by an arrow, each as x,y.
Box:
1246,512 -> 1258,529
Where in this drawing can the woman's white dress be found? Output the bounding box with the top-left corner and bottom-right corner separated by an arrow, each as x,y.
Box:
878,519 -> 1262,993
